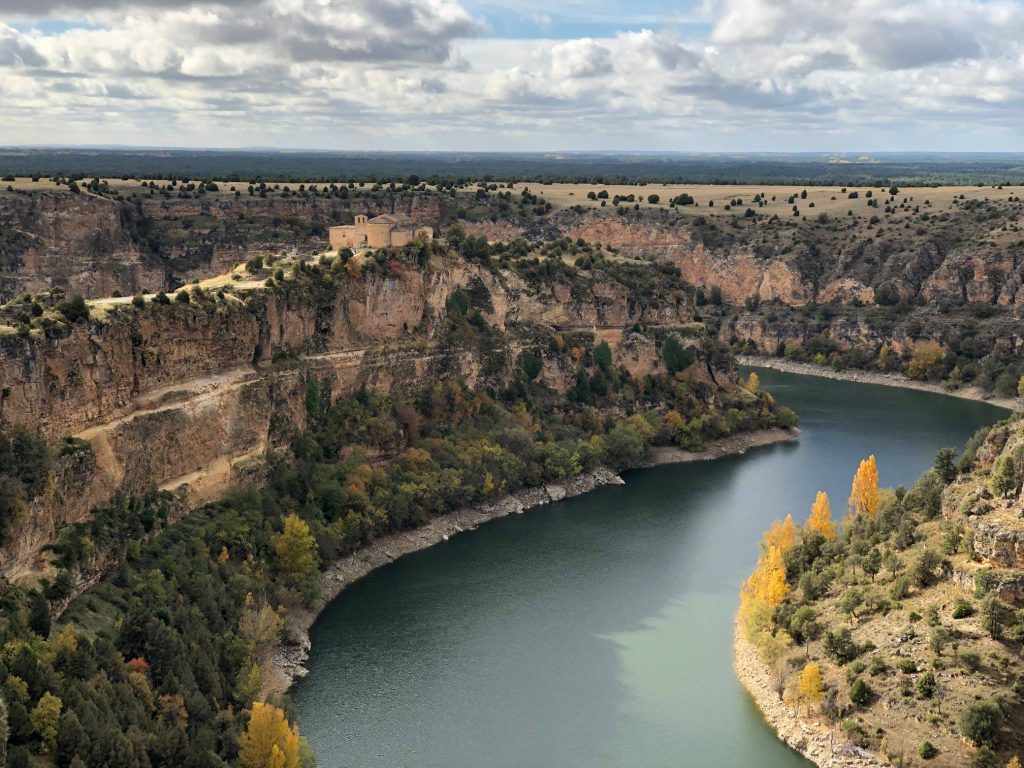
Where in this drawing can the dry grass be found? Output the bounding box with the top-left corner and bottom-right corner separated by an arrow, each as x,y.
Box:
505,181 -> 1024,219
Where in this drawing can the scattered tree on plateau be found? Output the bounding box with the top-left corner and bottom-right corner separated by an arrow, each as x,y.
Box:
797,662 -> 824,715
849,455 -> 879,517
807,491 -> 836,541
239,702 -> 301,768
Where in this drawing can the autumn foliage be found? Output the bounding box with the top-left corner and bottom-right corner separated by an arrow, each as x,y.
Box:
239,702 -> 301,768
807,491 -> 836,541
849,455 -> 879,518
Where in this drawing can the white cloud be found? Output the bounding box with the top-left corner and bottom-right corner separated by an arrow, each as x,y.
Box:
0,0 -> 1022,150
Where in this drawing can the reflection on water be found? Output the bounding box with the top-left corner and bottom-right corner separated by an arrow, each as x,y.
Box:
294,368 -> 1006,768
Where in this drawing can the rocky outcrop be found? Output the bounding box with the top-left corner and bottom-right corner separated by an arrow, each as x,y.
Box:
0,187 -> 449,300
0,251 -> 701,575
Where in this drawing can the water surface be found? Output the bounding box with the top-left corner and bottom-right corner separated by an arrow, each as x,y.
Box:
294,369 -> 1007,768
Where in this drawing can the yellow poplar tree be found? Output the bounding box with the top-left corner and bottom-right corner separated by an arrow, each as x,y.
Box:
797,662 -> 824,715
807,491 -> 836,541
239,702 -> 301,768
1007,757 -> 1021,768
744,372 -> 760,394
274,513 -> 318,587
763,514 -> 797,555
744,545 -> 789,609
849,455 -> 879,517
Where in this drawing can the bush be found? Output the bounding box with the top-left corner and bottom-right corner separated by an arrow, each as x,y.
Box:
917,741 -> 937,759
849,677 -> 872,706
959,700 -> 1003,746
915,671 -> 937,698
57,294 -> 90,324
952,597 -> 974,619
824,628 -> 860,665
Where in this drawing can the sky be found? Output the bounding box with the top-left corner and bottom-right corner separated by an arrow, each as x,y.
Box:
1,0 -> 1023,152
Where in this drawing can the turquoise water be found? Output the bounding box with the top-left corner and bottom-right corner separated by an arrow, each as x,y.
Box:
293,369 -> 1007,768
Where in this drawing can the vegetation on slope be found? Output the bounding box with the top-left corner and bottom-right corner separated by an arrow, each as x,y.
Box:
740,417 -> 1024,767
0,289 -> 792,767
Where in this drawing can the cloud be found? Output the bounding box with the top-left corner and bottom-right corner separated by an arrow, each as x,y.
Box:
0,0 -> 1022,150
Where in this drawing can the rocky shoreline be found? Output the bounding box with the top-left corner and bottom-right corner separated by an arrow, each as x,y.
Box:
739,355 -> 1021,413
265,427 -> 798,696
733,624 -> 890,768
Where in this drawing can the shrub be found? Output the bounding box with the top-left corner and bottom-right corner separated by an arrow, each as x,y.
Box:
824,628 -> 859,665
952,597 -> 975,619
915,671 -> 937,698
959,700 -> 1003,746
849,677 -> 872,706
990,455 -> 1016,498
917,741 -> 937,759
57,294 -> 90,324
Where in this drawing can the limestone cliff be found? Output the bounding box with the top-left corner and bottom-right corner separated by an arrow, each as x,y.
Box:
0,248 -> 702,575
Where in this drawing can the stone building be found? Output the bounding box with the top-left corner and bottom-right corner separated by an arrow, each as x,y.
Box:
328,214 -> 433,249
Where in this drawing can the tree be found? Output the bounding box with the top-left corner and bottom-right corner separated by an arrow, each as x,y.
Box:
304,380 -> 322,420
28,591 -> 50,638
593,341 -> 612,373
797,662 -> 824,714
30,692 -> 61,753
646,194 -> 660,204
662,336 -> 695,376
982,597 -> 1008,640
57,295 -> 90,324
916,671 -> 937,699
743,372 -> 760,394
764,514 -> 797,555
849,455 -> 879,517
807,491 -> 836,541
239,702 -> 301,768
849,677 -> 872,706
990,455 -> 1016,498
959,700 -> 1003,747
1007,757 -> 1021,768
908,341 -> 945,380
57,710 -> 88,766
520,352 -> 542,381
446,288 -> 469,316
934,448 -> 957,484
274,514 -> 318,594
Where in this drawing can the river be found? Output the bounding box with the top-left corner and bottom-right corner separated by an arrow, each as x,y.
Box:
293,368 -> 1008,768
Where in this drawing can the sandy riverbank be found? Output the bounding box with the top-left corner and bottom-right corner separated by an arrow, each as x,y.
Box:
739,355 -> 1021,413
733,623 -> 890,768
264,427 -> 798,696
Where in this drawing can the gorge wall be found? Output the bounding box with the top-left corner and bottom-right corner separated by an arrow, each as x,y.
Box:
0,249 -> 704,576
0,185 -> 451,301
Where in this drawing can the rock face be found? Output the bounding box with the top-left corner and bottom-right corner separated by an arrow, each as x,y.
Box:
0,188 -> 448,300
463,205 -> 1024,376
0,252 -> 697,574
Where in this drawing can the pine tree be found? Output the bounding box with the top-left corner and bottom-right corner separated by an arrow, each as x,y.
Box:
239,702 -> 301,768
28,592 -> 50,638
807,491 -> 836,541
849,455 -> 879,517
